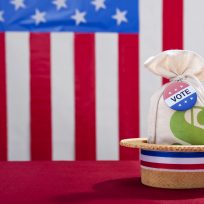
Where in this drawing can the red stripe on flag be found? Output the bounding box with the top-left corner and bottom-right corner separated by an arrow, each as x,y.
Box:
30,33 -> 52,160
162,0 -> 183,84
0,33 -> 7,160
119,34 -> 139,160
141,161 -> 204,170
74,34 -> 96,160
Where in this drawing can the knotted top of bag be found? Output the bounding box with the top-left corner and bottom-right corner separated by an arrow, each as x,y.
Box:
144,50 -> 204,81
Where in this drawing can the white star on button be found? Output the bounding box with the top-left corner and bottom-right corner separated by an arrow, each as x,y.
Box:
53,0 -> 67,10
31,9 -> 46,25
112,8 -> 128,26
190,97 -> 193,100
0,11 -> 4,22
71,9 -> 86,25
11,0 -> 26,10
168,92 -> 171,95
178,104 -> 182,107
174,89 -> 177,91
184,101 -> 187,103
91,0 -> 106,11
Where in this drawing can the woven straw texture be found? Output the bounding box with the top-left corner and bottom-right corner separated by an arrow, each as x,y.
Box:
141,167 -> 204,189
120,138 -> 204,152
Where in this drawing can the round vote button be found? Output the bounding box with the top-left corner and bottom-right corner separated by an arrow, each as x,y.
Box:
163,82 -> 197,111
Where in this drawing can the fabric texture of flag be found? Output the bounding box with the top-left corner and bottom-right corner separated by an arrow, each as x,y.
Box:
0,0 -> 202,161
0,0 -> 139,32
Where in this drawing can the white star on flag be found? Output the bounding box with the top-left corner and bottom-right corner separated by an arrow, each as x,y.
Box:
31,9 -> 46,25
52,0 -> 67,10
91,0 -> 106,11
11,0 -> 26,10
112,8 -> 128,26
71,9 -> 86,25
0,11 -> 4,22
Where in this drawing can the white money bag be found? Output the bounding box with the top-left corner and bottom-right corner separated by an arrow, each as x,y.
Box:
145,50 -> 204,145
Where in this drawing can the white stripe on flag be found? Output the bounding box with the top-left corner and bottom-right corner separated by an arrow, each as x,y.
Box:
139,0 -> 162,137
184,0 -> 204,56
6,33 -> 30,161
96,33 -> 119,160
141,154 -> 204,164
51,33 -> 75,160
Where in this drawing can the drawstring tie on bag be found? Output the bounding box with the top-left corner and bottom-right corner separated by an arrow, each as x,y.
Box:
170,74 -> 187,82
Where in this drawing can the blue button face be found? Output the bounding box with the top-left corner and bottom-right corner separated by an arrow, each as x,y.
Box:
163,82 -> 197,111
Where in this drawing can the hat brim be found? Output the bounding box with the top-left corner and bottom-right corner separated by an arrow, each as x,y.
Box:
120,138 -> 204,152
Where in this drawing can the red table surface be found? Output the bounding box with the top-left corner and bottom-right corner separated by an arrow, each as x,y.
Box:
1,161 -> 204,204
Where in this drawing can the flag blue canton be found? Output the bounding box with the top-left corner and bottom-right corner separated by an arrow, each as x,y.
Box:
0,0 -> 139,33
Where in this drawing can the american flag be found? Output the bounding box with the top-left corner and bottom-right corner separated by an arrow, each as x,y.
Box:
0,0 -> 201,161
